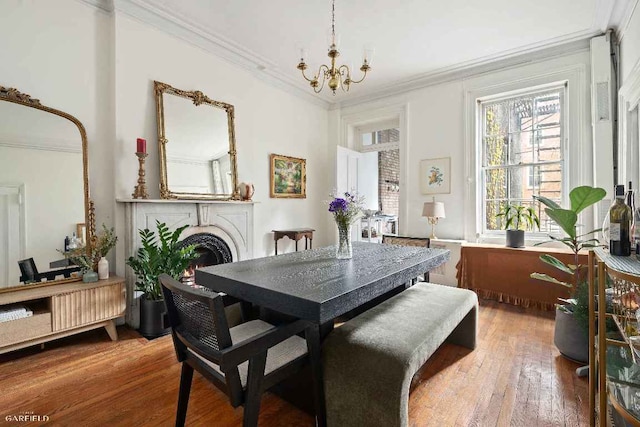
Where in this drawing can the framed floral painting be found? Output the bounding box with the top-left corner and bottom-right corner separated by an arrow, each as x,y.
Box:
270,154 -> 306,198
420,157 -> 450,194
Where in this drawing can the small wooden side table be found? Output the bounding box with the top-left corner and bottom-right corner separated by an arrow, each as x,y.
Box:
273,228 -> 315,255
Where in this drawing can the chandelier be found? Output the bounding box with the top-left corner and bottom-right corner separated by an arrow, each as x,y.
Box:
297,0 -> 371,95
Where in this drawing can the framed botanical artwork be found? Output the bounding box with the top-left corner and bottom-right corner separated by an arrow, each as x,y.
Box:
420,157 -> 451,194
270,154 -> 307,198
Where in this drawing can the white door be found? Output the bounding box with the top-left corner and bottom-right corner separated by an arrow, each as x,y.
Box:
0,184 -> 25,287
336,146 -> 363,241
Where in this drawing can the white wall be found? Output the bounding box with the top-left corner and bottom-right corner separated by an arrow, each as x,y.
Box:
620,2 -> 640,85
0,0 -> 115,236
0,1 -> 331,278
337,51 -> 593,242
113,13 -> 330,273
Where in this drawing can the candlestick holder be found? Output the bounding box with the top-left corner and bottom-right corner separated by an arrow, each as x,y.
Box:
132,152 -> 149,199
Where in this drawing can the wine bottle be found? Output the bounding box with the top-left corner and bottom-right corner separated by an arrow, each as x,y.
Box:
610,184 -> 632,256
628,182 -> 636,249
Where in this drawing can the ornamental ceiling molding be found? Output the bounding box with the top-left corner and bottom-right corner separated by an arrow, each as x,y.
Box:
77,0 -> 627,110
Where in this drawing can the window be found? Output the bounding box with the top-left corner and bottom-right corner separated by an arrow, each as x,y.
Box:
479,86 -> 565,234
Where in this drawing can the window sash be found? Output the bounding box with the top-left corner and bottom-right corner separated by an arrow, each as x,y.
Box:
478,85 -> 566,236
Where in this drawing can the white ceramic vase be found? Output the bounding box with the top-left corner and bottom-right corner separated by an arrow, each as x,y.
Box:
98,257 -> 109,280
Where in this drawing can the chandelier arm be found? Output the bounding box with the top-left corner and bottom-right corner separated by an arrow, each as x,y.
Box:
348,68 -> 369,84
338,65 -> 350,93
299,66 -> 319,83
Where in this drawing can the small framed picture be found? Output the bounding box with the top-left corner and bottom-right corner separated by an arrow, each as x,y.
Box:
270,154 -> 307,198
420,157 -> 451,194
76,223 -> 87,247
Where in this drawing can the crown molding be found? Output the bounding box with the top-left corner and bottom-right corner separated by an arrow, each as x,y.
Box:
337,38 -> 592,109
76,0 -> 113,13
111,0 -> 331,109
616,0 -> 639,41
0,135 -> 83,154
78,0 -> 622,111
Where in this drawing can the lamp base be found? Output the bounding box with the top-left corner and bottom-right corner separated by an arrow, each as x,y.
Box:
428,217 -> 439,240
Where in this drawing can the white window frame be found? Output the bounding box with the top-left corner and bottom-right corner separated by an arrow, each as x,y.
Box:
477,84 -> 567,237
463,62 -> 591,243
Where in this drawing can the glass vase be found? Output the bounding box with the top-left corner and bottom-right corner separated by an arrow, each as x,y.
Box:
336,222 -> 352,259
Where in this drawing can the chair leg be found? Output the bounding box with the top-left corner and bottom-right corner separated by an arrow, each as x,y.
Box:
306,325 -> 326,427
243,352 -> 267,427
176,363 -> 194,427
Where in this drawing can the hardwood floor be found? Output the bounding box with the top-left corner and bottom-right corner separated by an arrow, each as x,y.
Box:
0,300 -> 588,426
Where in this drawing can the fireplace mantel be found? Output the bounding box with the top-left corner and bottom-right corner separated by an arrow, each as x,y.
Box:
117,198 -> 255,327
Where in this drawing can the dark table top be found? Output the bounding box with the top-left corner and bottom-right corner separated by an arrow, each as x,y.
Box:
195,241 -> 449,324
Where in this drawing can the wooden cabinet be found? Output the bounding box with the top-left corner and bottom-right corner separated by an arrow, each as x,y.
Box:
0,276 -> 125,354
589,248 -> 640,426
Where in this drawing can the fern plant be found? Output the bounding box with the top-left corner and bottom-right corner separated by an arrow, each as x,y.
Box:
126,221 -> 197,301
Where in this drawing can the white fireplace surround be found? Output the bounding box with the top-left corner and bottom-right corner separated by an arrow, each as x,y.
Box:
118,199 -> 254,327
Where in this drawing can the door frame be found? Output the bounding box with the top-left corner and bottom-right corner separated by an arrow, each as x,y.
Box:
339,103 -> 409,235
0,183 -> 26,285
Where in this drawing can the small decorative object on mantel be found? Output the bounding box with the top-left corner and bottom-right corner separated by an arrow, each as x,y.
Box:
270,154 -> 306,199
237,182 -> 255,201
132,137 -> 149,199
328,191 -> 364,259
63,224 -> 118,283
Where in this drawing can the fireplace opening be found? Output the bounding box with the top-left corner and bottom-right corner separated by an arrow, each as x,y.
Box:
179,233 -> 232,287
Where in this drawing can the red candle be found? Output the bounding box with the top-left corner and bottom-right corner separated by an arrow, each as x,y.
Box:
136,138 -> 146,154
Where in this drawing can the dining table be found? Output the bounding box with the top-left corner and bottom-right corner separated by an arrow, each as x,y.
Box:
195,241 -> 449,426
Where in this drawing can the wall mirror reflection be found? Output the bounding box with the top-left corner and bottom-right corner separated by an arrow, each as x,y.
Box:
0,86 -> 91,291
155,81 -> 239,200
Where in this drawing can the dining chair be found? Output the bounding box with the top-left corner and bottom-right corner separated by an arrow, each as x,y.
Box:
159,274 -> 320,427
381,235 -> 431,282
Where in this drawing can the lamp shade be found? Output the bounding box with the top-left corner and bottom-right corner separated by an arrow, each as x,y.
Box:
422,200 -> 445,218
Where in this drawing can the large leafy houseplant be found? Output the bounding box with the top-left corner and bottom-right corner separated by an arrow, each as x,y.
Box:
530,186 -> 606,362
531,185 -> 606,302
126,221 -> 197,301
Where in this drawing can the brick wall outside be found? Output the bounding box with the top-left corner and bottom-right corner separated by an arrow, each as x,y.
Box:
378,148 -> 400,221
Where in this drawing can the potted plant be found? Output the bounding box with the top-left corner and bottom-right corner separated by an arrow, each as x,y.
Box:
64,224 -> 117,282
495,203 -> 540,248
531,185 -> 606,362
126,221 -> 197,338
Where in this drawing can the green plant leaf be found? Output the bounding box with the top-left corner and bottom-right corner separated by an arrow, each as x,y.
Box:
535,196 -> 561,209
569,186 -> 606,214
539,254 -> 575,275
530,272 -> 572,288
545,208 -> 577,238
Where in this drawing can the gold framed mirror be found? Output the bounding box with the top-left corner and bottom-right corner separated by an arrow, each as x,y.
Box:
154,81 -> 239,200
0,85 -> 94,291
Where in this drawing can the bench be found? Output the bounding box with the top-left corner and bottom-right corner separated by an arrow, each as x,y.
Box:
322,283 -> 478,427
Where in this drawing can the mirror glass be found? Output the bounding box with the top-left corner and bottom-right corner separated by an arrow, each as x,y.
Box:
156,81 -> 238,200
0,100 -> 86,289
163,93 -> 233,195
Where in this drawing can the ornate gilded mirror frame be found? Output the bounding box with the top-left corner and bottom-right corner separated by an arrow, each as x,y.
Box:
154,81 -> 240,200
0,85 -> 95,251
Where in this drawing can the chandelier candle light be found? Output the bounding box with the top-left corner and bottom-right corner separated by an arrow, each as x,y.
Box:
422,197 -> 446,239
297,0 -> 372,95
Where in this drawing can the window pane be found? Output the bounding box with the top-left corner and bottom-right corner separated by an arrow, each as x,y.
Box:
362,133 -> 373,146
479,86 -> 564,234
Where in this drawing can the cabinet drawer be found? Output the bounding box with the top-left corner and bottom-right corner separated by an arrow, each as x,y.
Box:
0,311 -> 52,346
52,282 -> 125,331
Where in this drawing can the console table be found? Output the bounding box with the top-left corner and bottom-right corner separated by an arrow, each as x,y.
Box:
0,276 -> 126,354
456,243 -> 587,310
273,228 -> 315,254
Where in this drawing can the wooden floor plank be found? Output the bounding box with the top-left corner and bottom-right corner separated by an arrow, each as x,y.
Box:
0,300 -> 587,426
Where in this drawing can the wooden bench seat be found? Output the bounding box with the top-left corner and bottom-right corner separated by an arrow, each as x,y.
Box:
322,283 -> 478,427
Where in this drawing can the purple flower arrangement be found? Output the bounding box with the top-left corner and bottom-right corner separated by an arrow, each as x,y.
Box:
328,191 -> 365,228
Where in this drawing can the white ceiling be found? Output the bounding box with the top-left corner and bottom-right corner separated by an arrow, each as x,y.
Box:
108,0 -> 628,106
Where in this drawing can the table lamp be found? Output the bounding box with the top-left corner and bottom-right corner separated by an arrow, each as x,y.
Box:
422,197 -> 446,239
